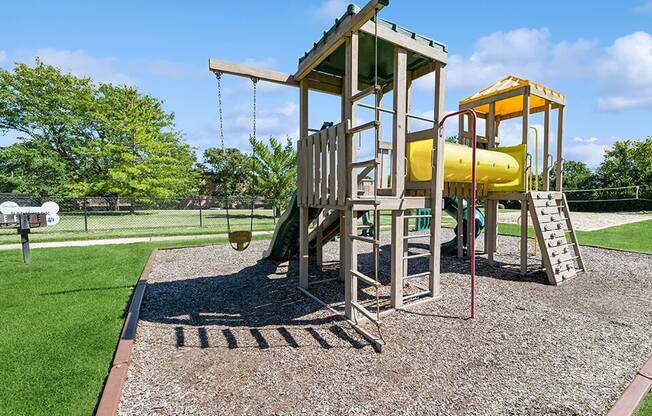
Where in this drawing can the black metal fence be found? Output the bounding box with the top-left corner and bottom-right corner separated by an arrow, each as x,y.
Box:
0,194 -> 282,240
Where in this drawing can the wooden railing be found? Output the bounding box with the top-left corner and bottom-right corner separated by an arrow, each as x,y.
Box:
298,123 -> 347,207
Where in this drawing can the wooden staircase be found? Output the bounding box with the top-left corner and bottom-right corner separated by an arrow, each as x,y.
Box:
527,192 -> 586,285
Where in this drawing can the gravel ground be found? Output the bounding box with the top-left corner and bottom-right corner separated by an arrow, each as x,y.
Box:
118,230 -> 652,416
498,210 -> 652,231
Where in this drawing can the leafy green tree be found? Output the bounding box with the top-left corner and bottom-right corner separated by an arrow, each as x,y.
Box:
0,60 -> 198,202
446,135 -> 459,144
201,147 -> 252,196
594,138 -> 652,197
550,160 -> 594,190
0,141 -> 69,197
249,136 -> 297,216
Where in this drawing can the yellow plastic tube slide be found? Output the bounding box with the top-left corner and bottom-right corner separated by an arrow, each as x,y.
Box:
407,139 -> 527,192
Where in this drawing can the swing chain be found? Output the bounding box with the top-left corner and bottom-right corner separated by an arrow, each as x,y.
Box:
251,77 -> 258,140
215,72 -> 225,151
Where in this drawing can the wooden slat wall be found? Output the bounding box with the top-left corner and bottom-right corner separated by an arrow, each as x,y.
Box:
298,123 -> 346,208
328,126 -> 337,206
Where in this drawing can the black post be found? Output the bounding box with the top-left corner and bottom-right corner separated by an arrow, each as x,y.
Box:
19,214 -> 31,263
199,197 -> 203,228
83,197 -> 89,232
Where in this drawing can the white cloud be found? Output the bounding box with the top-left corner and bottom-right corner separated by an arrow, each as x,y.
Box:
312,0 -> 349,22
141,59 -> 203,80
572,137 -> 599,143
596,32 -> 652,110
0,50 -> 7,64
415,28 -> 599,91
25,48 -> 136,85
634,1 -> 652,13
565,140 -> 608,168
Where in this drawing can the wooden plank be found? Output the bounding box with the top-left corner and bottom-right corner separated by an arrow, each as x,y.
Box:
392,47 -> 408,196
430,63 -> 446,296
556,106 -> 564,191
406,128 -> 434,143
527,194 -> 557,285
297,140 -> 304,205
337,124 -> 347,205
314,133 -> 321,205
294,0 -> 387,80
307,135 -> 314,205
328,126 -> 337,206
360,20 -> 447,64
321,129 -> 328,205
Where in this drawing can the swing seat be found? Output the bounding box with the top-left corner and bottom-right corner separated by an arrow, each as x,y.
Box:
229,230 -> 252,251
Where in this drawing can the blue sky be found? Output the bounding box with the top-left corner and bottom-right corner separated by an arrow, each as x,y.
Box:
1,0 -> 651,169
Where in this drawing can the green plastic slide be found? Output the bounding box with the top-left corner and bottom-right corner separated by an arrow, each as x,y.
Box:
264,193 -> 484,261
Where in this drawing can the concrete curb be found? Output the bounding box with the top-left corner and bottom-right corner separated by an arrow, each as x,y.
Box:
95,249 -> 157,416
607,355 -> 652,416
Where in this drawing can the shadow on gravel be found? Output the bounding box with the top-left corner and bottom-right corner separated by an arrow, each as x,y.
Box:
139,257 -> 370,350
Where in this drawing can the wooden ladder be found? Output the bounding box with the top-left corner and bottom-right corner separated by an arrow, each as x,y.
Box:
527,192 -> 586,285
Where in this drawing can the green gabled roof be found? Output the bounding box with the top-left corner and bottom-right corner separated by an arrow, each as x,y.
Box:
298,4 -> 447,86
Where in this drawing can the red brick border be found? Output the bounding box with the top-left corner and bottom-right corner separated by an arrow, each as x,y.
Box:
607,355 -> 652,416
95,249 -> 157,416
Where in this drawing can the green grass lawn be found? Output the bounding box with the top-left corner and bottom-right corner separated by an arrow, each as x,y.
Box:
636,394 -> 652,416
498,219 -> 652,254
0,209 -> 278,244
0,235 -> 269,416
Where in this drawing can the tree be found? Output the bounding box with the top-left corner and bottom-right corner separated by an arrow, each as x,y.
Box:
0,140 -> 69,198
550,160 -> 594,190
201,147 -> 252,196
0,60 -> 198,202
446,135 -> 459,144
594,138 -> 652,198
249,136 -> 297,216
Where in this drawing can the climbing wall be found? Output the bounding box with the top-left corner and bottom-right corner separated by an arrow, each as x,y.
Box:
527,192 -> 586,285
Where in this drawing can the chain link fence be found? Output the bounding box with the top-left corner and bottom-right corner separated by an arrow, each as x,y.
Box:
0,194 -> 282,242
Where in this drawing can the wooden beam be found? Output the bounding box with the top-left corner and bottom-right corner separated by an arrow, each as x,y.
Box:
459,86 -> 527,111
294,0 -> 388,81
209,58 -> 296,86
430,62 -> 446,297
359,21 -> 447,64
530,85 -> 566,106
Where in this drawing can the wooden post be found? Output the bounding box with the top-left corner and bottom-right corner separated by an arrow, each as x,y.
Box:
520,91 -> 530,274
430,63 -> 446,298
486,102 -> 498,264
392,47 -> 407,197
299,80 -> 310,288
390,46 -> 408,308
299,206 -> 309,288
391,210 -> 404,307
339,211 -> 346,281
344,32 -> 359,319
556,106 -> 564,192
316,211 -> 324,267
542,101 -> 551,191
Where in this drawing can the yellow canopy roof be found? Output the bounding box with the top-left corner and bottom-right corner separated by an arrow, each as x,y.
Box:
459,76 -> 565,119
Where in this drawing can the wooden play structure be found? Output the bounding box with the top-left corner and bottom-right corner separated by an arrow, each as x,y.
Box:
209,0 -> 585,351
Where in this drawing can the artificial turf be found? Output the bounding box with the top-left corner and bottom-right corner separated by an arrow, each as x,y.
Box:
0,236 -> 264,416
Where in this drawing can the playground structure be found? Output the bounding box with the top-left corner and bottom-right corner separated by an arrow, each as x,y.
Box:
209,0 -> 585,350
